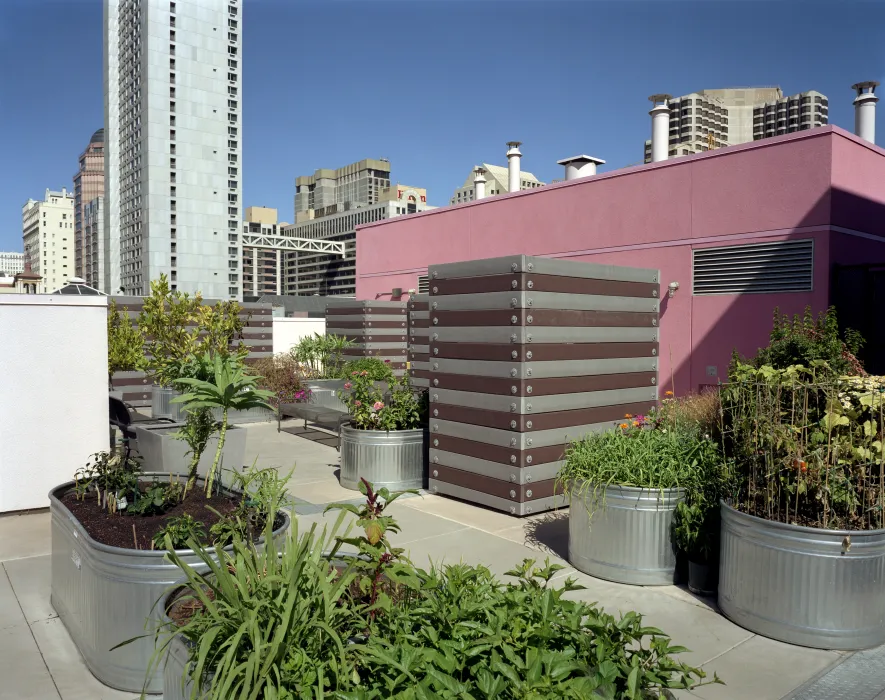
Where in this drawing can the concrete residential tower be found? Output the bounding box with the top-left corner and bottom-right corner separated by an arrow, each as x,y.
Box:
643,87 -> 828,162
104,0 -> 242,299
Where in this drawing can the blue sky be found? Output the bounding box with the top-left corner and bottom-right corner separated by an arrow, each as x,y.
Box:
0,0 -> 883,251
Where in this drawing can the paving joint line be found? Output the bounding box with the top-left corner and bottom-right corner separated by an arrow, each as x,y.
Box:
1,562 -> 63,700
698,633 -> 755,667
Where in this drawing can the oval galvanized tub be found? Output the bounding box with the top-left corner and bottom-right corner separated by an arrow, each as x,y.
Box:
718,501 -> 885,650
49,474 -> 290,694
339,424 -> 427,491
568,483 -> 685,586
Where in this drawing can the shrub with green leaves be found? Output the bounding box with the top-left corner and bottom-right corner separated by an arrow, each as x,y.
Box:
744,305 -> 864,377
558,418 -> 721,496
338,356 -> 394,382
152,514 -> 206,550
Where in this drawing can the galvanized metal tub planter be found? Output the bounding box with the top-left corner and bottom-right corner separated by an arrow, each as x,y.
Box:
132,424 -> 247,483
339,424 -> 427,491
718,501 -> 885,651
49,474 -> 290,694
568,483 -> 685,586
150,384 -> 274,424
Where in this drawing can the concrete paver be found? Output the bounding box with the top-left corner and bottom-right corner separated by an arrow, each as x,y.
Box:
0,420 -> 875,699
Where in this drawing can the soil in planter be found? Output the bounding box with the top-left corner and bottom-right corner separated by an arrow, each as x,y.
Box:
61,487 -> 282,551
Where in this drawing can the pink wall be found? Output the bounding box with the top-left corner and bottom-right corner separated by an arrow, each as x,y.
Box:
356,127 -> 885,394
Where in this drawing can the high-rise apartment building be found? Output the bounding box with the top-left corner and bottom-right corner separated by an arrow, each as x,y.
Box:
643,87 -> 829,163
104,0 -> 242,300
449,164 -> 544,205
73,128 -> 105,279
21,189 -> 75,293
0,252 -> 25,276
294,159 -> 392,224
83,197 -> 107,292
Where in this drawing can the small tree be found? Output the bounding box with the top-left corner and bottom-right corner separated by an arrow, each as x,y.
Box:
107,301 -> 145,386
173,353 -> 273,494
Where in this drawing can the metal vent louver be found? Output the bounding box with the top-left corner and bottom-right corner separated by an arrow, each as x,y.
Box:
417,274 -> 430,294
692,239 -> 813,295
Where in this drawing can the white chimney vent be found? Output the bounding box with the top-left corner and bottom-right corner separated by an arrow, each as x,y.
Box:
852,81 -> 879,144
506,141 -> 522,192
473,167 -> 487,200
648,94 -> 672,163
557,155 -> 606,181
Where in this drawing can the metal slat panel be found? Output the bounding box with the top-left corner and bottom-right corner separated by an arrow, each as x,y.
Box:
430,418 -> 615,449
428,357 -> 658,378
327,314 -> 409,322
429,386 -> 658,413
693,239 -> 813,295
430,326 -> 659,344
429,450 -> 564,485
410,344 -> 430,354
431,291 -> 659,313
428,255 -> 659,284
427,479 -> 565,516
325,327 -> 407,337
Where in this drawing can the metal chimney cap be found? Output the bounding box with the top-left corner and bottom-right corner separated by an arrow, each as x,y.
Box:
648,94 -> 672,104
557,155 -> 606,167
506,141 -> 523,149
852,81 -> 880,92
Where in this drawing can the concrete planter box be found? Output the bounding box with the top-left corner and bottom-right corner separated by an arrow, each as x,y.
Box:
568,483 -> 684,586
718,501 -> 885,650
133,424 -> 247,484
151,385 -> 274,425
339,424 -> 426,491
49,474 -> 290,694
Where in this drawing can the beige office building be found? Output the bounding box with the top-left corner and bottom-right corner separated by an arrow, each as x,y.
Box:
450,163 -> 544,205
242,207 -> 288,297
22,188 -> 76,293
643,87 -> 829,162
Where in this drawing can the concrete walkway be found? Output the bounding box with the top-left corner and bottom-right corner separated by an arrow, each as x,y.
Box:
0,420 -> 874,699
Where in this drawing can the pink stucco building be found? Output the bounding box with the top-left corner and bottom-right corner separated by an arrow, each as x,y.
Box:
355,126 -> 885,393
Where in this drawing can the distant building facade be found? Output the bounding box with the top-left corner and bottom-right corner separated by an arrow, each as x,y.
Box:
643,87 -> 829,162
450,163 -> 544,205
0,252 -> 24,276
242,207 -> 286,297
22,188 -> 75,293
73,128 -> 105,279
83,197 -> 107,292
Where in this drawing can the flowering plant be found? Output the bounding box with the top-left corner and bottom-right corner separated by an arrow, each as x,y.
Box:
339,368 -> 426,431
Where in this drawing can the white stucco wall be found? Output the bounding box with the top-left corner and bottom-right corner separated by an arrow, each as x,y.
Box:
0,296 -> 109,512
272,318 -> 325,355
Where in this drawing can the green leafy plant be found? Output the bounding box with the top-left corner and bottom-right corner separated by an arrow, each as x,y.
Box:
172,407 -> 217,496
746,306 -> 864,377
74,448 -> 142,514
326,478 -> 416,620
356,559 -> 719,698
340,371 -> 426,431
209,465 -> 292,546
127,475 -> 182,516
107,300 -> 145,385
722,362 -> 885,530
337,357 -> 394,382
172,352 -> 274,495
290,333 -> 354,379
138,274 -> 249,387
151,514 -> 206,550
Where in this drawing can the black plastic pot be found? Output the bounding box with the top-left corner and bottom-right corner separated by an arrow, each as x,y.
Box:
688,558 -> 719,596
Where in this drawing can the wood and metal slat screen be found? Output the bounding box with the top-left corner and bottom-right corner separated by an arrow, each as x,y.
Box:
426,255 -> 660,516
325,300 -> 409,375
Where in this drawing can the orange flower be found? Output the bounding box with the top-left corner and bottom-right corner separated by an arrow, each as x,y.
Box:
794,458 -> 807,472
624,413 -> 633,419
619,423 -> 629,429
665,391 -> 674,396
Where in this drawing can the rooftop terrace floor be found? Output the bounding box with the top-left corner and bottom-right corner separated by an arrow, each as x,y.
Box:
1,420 -> 883,699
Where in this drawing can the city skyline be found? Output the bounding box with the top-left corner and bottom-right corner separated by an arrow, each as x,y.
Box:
1,1 -> 883,256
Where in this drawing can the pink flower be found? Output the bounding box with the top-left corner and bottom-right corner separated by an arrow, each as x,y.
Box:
384,359 -> 391,363
373,401 -> 384,411
351,372 -> 358,377
344,382 -> 352,390
354,400 -> 362,407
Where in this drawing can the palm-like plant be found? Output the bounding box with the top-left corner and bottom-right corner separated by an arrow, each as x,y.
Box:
173,353 -> 273,494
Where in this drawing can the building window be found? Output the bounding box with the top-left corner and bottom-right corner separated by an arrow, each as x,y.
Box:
170,58 -> 175,69
228,59 -> 237,69
170,129 -> 176,140
228,46 -> 237,56
227,72 -> 237,82
228,167 -> 238,175
228,99 -> 237,109
228,127 -> 237,136
170,30 -> 175,40
228,32 -> 237,42
170,1 -> 175,11
228,140 -> 237,149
